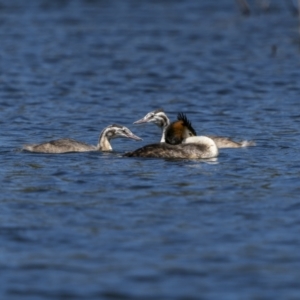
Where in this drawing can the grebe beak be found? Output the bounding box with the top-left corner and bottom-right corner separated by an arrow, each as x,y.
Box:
126,132 -> 143,141
133,117 -> 149,125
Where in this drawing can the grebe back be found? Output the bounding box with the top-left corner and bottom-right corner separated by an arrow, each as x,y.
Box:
206,136 -> 255,148
124,141 -> 218,159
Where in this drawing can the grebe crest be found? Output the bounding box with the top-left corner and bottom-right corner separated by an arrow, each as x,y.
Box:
165,113 -> 197,145
23,124 -> 142,153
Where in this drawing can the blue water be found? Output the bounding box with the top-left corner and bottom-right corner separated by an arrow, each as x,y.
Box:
1,0 -> 300,299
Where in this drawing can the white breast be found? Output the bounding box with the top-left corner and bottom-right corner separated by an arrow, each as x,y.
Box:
183,136 -> 219,158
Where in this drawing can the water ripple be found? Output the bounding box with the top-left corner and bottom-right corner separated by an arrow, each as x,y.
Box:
0,0 -> 300,299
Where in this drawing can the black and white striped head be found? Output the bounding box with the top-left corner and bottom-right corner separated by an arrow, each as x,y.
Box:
133,109 -> 170,129
103,124 -> 142,141
165,113 -> 197,145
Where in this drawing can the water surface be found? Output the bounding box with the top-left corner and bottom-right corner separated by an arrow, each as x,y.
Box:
1,0 -> 300,299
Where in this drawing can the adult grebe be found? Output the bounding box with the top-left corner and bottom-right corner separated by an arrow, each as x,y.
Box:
134,109 -> 254,148
125,114 -> 218,159
23,124 -> 142,153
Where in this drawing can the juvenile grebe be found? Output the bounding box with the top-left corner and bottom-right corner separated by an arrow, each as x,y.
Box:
125,114 -> 218,159
134,109 -> 254,148
23,124 -> 142,153
133,108 -> 170,142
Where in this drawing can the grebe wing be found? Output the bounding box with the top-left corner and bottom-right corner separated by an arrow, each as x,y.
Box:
124,143 -> 216,159
124,143 -> 172,158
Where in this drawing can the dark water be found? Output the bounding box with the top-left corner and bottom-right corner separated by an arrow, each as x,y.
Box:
1,0 -> 300,299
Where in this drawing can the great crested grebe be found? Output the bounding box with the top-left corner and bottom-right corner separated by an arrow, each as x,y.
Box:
23,124 -> 142,153
134,109 -> 255,148
125,114 -> 218,159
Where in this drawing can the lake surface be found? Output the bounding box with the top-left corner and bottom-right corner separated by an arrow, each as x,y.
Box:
1,0 -> 300,299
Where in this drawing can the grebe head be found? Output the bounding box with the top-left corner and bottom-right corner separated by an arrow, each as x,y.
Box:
165,113 -> 197,145
104,124 -> 142,141
133,109 -> 170,128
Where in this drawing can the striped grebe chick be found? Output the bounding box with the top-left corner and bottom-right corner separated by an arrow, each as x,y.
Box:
23,124 -> 142,153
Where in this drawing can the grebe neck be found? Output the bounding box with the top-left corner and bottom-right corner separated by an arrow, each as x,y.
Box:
159,115 -> 170,142
97,128 -> 113,151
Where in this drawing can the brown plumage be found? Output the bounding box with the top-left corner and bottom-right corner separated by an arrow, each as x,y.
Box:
165,113 -> 197,145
